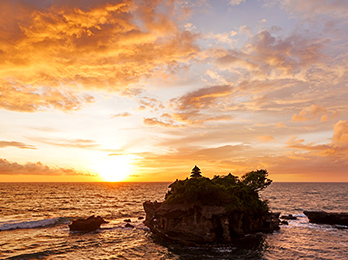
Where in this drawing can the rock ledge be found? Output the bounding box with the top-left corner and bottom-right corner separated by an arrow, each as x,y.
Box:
304,211 -> 348,226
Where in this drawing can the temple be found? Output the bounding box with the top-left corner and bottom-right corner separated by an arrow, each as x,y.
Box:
190,165 -> 202,178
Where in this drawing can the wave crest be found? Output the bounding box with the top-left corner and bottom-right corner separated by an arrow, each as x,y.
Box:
0,217 -> 67,231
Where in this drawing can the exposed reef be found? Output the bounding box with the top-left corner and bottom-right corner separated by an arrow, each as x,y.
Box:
143,167 -> 280,244
304,211 -> 348,226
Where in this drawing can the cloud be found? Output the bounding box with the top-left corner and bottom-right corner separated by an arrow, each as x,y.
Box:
111,112 -> 132,118
210,29 -> 327,77
0,0 -> 199,112
143,117 -> 182,128
144,85 -> 234,127
0,158 -> 93,176
333,120 -> 348,143
0,82 -> 95,112
137,96 -> 165,111
0,141 -> 37,149
31,138 -> 99,149
203,30 -> 237,46
138,85 -> 236,126
132,117 -> 348,181
171,85 -> 233,110
280,0 -> 348,20
228,0 -> 246,6
239,25 -> 253,37
285,121 -> 348,156
257,135 -> 275,142
169,112 -> 234,125
291,105 -> 337,122
247,30 -> 326,75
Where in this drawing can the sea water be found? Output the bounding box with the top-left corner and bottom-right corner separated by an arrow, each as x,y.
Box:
0,182 -> 347,259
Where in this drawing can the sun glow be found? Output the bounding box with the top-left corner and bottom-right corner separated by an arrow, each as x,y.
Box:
95,155 -> 134,182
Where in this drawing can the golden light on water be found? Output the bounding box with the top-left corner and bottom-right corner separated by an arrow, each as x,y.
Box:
95,155 -> 134,182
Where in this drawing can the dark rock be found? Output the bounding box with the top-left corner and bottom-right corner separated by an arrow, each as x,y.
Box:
280,214 -> 297,220
69,215 -> 108,232
124,219 -> 131,222
280,220 -> 289,225
143,201 -> 280,244
138,216 -> 144,220
125,223 -> 134,228
304,211 -> 348,226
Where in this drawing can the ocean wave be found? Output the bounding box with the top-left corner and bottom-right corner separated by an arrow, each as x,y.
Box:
0,217 -> 69,231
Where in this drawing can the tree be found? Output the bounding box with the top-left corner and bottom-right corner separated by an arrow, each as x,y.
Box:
190,165 -> 202,178
241,169 -> 272,192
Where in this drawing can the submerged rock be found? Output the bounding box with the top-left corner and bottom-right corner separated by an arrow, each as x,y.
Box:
304,211 -> 348,226
280,214 -> 297,220
143,201 -> 280,244
69,215 -> 108,232
125,223 -> 134,228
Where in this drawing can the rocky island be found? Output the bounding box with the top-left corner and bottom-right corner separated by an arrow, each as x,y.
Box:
143,166 -> 280,244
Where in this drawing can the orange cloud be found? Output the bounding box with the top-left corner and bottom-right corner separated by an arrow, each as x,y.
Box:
333,120 -> 348,143
285,121 -> 348,157
143,117 -> 182,128
257,135 -> 275,142
286,136 -> 305,146
137,96 -> 165,111
0,81 -> 94,112
171,85 -> 233,110
170,112 -> 234,125
151,85 -> 236,125
292,104 -> 336,122
0,158 -> 93,176
111,112 -> 132,118
0,0 -> 199,112
0,141 -> 36,150
30,138 -> 99,149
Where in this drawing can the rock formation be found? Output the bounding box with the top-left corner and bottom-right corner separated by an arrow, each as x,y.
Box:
304,211 -> 348,226
69,215 -> 108,232
143,167 -> 280,244
143,202 -> 279,244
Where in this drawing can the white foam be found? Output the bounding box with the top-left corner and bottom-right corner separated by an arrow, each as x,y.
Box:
0,217 -> 60,231
293,213 -> 307,218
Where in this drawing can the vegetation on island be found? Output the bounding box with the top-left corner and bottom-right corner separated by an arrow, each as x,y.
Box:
164,166 -> 272,214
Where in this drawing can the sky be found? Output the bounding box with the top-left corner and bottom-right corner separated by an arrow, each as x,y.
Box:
1,0 -> 348,182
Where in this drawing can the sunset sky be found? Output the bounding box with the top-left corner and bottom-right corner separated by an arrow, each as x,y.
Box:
1,0 -> 348,182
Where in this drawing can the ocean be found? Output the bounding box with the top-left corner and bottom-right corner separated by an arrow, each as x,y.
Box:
0,182 -> 347,260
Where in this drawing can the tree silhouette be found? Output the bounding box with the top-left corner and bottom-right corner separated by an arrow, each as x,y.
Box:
241,169 -> 272,191
190,165 -> 202,178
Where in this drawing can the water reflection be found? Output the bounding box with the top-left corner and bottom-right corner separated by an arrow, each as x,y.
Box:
155,233 -> 269,259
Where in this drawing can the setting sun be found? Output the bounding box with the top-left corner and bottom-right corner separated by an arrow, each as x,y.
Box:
95,156 -> 133,182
